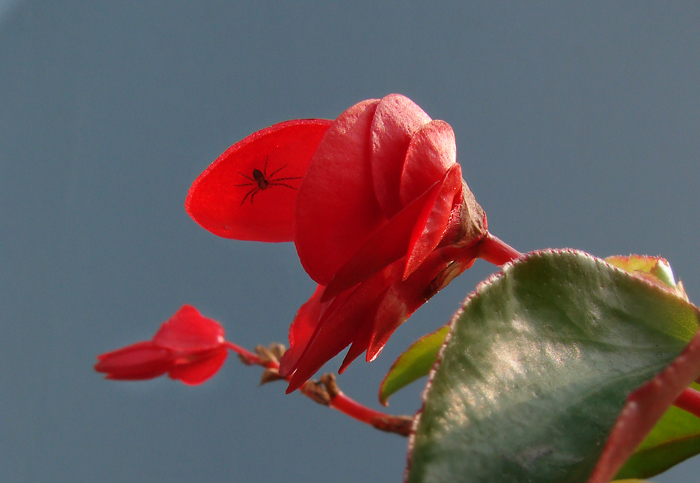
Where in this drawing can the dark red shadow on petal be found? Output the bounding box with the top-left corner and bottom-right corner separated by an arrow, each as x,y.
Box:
186,119 -> 332,242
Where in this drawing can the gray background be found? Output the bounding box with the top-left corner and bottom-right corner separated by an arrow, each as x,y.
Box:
2,2 -> 699,481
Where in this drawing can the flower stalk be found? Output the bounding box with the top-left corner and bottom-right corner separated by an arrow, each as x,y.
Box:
224,341 -> 412,436
476,233 -> 524,266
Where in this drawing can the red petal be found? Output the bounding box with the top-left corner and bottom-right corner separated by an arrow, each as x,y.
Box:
399,120 -> 456,206
153,305 -> 224,352
94,341 -> 173,380
338,286 -> 388,373
321,178 -> 444,302
285,270 -> 392,392
168,348 -> 228,385
295,99 -> 385,285
370,94 -> 431,217
404,164 -> 463,279
186,119 -> 332,242
278,285 -> 325,377
368,246 -> 478,359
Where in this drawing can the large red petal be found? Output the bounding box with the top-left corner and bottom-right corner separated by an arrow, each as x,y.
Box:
168,348 -> 228,385
399,120 -> 456,206
186,119 -> 332,242
153,305 -> 224,352
94,341 -> 173,380
370,94 -> 431,217
295,99 -> 385,285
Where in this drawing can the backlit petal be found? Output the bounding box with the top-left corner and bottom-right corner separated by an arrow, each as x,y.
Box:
186,119 -> 332,242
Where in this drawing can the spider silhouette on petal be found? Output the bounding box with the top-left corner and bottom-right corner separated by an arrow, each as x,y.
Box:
235,156 -> 302,205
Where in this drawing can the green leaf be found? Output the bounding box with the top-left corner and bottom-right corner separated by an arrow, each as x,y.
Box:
379,325 -> 449,406
407,250 -> 700,483
616,383 -> 700,478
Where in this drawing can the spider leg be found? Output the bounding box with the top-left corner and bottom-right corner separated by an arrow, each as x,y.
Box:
240,187 -> 258,205
268,182 -> 298,190
234,181 -> 256,187
262,155 -> 269,177
238,171 -> 255,182
268,176 -> 301,182
250,187 -> 262,204
268,163 -> 288,178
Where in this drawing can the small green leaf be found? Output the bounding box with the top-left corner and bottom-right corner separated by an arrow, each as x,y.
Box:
407,250 -> 700,483
379,325 -> 449,406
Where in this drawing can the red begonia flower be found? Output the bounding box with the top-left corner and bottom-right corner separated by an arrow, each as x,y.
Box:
94,305 -> 228,385
186,94 -> 495,392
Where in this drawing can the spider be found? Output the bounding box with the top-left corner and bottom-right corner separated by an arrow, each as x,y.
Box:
235,156 -> 302,205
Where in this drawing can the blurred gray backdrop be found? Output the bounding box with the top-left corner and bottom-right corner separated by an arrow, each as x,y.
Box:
1,2 -> 699,481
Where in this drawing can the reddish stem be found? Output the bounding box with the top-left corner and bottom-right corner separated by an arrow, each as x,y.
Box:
223,341 -> 411,436
477,233 -> 524,266
674,387 -> 700,419
328,387 -> 389,423
224,341 -> 269,366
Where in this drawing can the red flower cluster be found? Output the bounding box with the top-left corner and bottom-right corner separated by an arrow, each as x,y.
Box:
186,94 -> 501,392
94,305 -> 228,385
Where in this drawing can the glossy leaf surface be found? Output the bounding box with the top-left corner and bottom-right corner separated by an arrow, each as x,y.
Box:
407,250 -> 700,483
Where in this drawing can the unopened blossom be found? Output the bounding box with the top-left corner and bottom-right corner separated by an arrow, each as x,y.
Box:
95,305 -> 228,385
